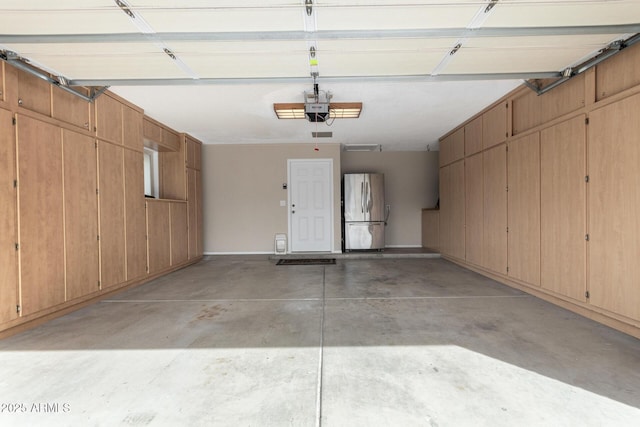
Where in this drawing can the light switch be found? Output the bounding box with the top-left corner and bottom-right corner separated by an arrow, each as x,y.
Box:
280,200 -> 287,207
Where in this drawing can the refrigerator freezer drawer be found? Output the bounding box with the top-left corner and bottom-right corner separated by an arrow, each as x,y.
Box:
345,222 -> 385,250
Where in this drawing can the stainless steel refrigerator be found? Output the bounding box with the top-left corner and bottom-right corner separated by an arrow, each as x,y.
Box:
343,173 -> 387,251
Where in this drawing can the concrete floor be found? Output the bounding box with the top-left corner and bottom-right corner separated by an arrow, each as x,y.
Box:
1,256 -> 639,426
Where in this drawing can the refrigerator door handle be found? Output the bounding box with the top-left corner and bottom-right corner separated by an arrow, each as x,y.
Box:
365,181 -> 370,213
361,181 -> 364,213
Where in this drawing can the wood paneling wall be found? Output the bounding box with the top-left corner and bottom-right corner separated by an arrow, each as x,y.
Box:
438,40 -> 640,338
0,61 -> 203,337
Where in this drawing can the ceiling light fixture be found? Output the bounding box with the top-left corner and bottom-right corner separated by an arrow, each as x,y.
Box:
274,102 -> 362,120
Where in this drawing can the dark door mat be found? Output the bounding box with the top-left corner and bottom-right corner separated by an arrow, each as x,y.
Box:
276,258 -> 336,265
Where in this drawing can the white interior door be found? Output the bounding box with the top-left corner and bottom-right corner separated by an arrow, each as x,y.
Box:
288,159 -> 333,252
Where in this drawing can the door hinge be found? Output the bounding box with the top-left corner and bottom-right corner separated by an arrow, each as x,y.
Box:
16,305 -> 21,313
585,291 -> 590,299
12,117 -> 16,125
585,175 -> 589,183
585,234 -> 590,241
585,117 -> 590,125
15,243 -> 19,250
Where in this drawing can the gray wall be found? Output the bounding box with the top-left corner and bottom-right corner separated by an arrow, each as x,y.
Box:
341,151 -> 439,247
202,145 -> 439,253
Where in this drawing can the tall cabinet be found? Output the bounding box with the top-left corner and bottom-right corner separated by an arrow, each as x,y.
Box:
0,108 -> 18,323
0,61 -> 204,337
437,41 -> 640,339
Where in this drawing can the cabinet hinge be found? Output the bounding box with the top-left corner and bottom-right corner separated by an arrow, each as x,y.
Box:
12,117 -> 16,125
585,291 -> 590,299
506,227 -> 509,233
506,266 -> 509,273
98,280 -> 101,288
15,243 -> 19,250
146,265 -> 149,273
13,180 -> 17,188
95,141 -> 98,149
97,235 -> 100,241
585,234 -> 590,241
585,175 -> 589,183
585,117 -> 590,125
506,186 -> 509,192
96,188 -> 99,195
16,305 -> 21,313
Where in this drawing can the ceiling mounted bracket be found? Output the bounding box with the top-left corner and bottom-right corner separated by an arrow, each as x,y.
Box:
0,50 -> 107,103
485,0 -> 500,14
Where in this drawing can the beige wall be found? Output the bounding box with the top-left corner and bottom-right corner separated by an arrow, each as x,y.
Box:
341,151 -> 439,247
203,143 -> 342,253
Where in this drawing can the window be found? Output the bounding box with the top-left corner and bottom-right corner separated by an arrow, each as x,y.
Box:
143,148 -> 159,198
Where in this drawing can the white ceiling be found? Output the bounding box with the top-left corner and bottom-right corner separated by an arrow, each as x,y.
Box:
1,1 -> 639,150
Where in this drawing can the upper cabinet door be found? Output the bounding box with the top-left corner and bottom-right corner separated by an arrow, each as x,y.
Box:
464,116 -> 483,156
0,108 -> 19,323
95,94 -> 123,145
17,68 -> 51,117
123,105 -> 143,151
52,86 -> 92,131
483,102 -> 508,150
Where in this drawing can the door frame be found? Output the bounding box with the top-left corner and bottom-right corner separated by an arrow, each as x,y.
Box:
287,158 -> 334,253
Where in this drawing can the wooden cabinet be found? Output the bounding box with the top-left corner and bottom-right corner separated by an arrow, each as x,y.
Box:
161,146 -> 186,200
95,94 -> 123,145
439,166 -> 451,256
0,108 -> 19,323
124,149 -> 147,280
52,86 -> 91,131
17,67 -> 51,117
147,200 -> 171,273
596,42 -> 640,101
62,129 -> 100,300
540,116 -> 586,302
16,115 -> 65,315
421,209 -> 439,251
588,95 -> 640,321
439,128 -> 464,167
482,102 -> 508,149
507,133 -> 540,286
464,116 -> 483,156
186,135 -> 202,170
143,116 -> 180,152
0,63 -> 5,104
482,144 -> 507,274
170,202 -> 189,265
187,169 -> 198,259
464,153 -> 483,266
439,161 -> 464,259
196,170 -> 203,256
98,141 -> 126,287
123,105 -> 143,151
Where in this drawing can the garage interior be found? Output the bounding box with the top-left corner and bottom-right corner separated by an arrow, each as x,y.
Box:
1,1 -> 640,425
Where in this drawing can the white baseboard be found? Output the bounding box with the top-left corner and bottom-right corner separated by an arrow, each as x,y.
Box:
204,251 -> 273,255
